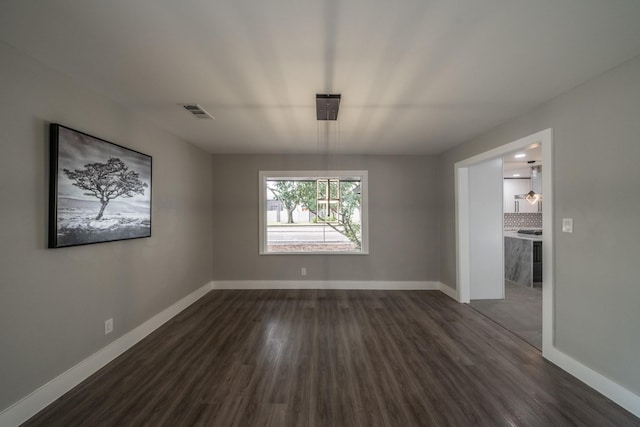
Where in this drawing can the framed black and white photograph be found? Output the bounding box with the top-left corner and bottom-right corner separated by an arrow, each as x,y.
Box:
49,124 -> 152,248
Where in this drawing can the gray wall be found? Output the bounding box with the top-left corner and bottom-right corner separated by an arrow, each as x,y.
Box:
0,43 -> 213,411
212,154 -> 439,281
438,55 -> 640,394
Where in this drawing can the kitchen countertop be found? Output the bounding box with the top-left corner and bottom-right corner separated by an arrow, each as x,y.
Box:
504,230 -> 543,242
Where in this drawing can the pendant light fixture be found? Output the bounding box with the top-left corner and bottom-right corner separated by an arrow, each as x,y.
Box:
315,94 -> 342,222
525,190 -> 540,205
316,94 -> 341,120
515,162 -> 543,204
316,94 -> 341,154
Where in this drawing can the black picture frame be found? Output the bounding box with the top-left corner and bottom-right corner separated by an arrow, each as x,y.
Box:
49,124 -> 152,248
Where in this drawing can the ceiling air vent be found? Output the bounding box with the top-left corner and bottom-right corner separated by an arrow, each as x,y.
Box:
180,104 -> 214,120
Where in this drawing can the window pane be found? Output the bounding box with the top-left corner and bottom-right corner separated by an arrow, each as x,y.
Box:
264,174 -> 364,253
329,179 -> 339,200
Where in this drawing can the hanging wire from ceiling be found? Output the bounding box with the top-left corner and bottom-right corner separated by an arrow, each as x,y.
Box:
315,94 -> 341,170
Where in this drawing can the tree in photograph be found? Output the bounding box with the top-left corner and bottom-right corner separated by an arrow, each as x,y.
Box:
63,157 -> 148,220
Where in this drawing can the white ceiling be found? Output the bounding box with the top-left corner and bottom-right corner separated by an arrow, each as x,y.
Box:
503,145 -> 542,177
2,0 -> 640,155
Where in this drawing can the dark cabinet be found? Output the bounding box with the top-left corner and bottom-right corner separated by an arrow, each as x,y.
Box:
533,241 -> 542,283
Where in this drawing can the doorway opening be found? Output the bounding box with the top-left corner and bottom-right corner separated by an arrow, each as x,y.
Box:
455,129 -> 554,355
470,145 -> 543,349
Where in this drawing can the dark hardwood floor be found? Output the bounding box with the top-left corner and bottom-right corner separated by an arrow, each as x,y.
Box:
23,290 -> 639,427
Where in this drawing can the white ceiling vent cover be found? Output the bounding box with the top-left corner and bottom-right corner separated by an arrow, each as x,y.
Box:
179,104 -> 214,120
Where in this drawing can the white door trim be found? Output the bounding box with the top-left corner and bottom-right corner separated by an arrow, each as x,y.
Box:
455,128 -> 554,353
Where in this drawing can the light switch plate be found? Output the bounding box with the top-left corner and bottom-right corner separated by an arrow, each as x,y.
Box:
104,318 -> 113,335
562,218 -> 573,233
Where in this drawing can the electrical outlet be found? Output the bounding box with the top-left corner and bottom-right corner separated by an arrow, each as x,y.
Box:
301,267 -> 307,276
562,218 -> 573,233
104,318 -> 113,335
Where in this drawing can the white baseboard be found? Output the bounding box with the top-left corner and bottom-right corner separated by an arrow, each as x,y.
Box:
0,281 -> 213,427
438,282 -> 460,301
544,346 -> 640,418
211,280 -> 440,290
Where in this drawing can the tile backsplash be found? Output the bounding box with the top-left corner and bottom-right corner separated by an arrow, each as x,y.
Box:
504,213 -> 542,230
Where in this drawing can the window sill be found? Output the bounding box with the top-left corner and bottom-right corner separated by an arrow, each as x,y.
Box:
259,250 -> 369,256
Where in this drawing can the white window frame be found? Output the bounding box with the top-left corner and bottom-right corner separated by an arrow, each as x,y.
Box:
259,170 -> 369,255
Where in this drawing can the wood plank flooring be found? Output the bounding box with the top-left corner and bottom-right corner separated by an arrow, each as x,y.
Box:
23,290 -> 640,427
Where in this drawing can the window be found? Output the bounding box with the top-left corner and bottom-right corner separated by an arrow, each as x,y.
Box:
259,171 -> 368,254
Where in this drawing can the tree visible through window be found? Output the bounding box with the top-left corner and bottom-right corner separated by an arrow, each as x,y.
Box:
259,171 -> 368,254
